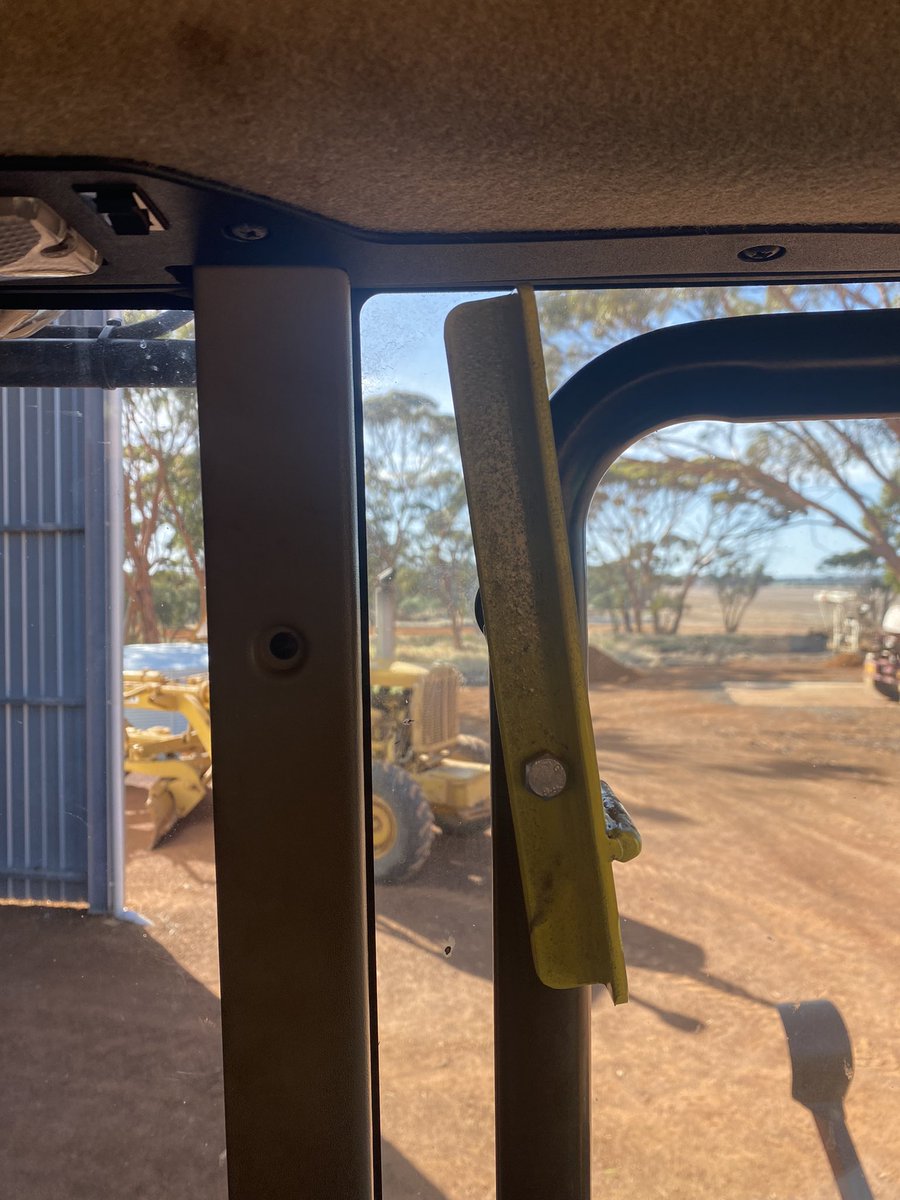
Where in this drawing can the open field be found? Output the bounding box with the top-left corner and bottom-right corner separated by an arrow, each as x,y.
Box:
390,583 -> 834,644
2,652 -> 899,1198
664,580 -> 833,635
382,584 -> 843,684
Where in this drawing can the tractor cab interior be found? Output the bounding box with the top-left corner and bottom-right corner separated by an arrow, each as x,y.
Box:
2,5 -> 900,1198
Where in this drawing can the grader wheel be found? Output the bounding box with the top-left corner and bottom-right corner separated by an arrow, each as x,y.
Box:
371,762 -> 434,884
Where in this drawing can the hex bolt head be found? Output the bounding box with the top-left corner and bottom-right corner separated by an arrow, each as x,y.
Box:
737,243 -> 786,263
224,223 -> 270,242
525,754 -> 567,798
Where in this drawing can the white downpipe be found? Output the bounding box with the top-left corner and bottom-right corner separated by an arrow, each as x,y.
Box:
105,379 -> 148,924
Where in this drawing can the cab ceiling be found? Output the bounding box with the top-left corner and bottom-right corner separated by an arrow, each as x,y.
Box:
4,2 -> 900,236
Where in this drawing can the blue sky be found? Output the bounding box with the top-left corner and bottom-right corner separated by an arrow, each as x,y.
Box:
360,291 -> 493,408
360,292 -> 865,579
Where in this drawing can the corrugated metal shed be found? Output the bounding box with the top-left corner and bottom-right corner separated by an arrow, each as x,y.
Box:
0,312 -> 121,909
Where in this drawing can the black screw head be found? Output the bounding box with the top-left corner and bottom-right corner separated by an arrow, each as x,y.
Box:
224,223 -> 269,242
738,244 -> 787,263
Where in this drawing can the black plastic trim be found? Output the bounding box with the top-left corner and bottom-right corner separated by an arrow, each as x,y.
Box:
2,158 -> 900,301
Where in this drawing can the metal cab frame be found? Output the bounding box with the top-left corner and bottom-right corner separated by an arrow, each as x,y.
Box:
3,165 -> 900,1196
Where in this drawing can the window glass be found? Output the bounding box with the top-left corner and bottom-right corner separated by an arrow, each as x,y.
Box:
583,413 -> 899,1196
362,282 -> 900,1198
543,284 -> 900,1196
0,309 -> 225,1198
361,293 -> 495,1199
10,287 -> 894,1196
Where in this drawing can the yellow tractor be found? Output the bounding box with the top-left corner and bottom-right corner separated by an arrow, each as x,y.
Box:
367,567 -> 490,880
369,658 -> 490,881
123,653 -> 490,883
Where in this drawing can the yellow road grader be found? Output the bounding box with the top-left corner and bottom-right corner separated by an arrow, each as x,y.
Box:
124,657 -> 490,883
123,670 -> 213,847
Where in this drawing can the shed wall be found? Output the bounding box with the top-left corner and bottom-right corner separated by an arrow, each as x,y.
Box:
0,312 -> 118,907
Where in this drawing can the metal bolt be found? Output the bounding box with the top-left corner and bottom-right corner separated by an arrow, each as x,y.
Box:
737,244 -> 786,263
224,223 -> 269,242
525,754 -> 567,798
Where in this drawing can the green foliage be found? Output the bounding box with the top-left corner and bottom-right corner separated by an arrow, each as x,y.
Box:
121,291 -> 900,651
586,562 -> 632,632
586,453 -> 784,634
711,563 -> 771,634
151,568 -> 202,633
537,283 -> 900,392
822,548 -> 881,570
821,546 -> 899,599
120,313 -> 205,642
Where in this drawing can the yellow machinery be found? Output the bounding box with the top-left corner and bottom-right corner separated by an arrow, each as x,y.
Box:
123,660 -> 489,880
123,670 -> 213,848
369,660 -> 490,882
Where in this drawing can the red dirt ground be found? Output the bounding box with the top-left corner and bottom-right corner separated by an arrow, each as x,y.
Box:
3,655 -> 899,1199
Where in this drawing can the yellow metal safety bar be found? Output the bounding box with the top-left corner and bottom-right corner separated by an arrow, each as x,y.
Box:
445,288 -> 640,997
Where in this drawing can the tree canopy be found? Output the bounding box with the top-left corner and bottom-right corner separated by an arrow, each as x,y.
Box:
540,283 -> 900,631
363,391 -> 475,645
121,283 -> 900,643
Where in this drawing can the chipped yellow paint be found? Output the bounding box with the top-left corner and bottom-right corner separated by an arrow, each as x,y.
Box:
445,288 -> 639,997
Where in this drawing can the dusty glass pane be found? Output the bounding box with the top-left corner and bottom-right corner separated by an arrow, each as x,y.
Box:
362,283 -> 900,1198
583,415 -> 900,1198
361,293 -> 495,1199
0,309 -> 225,1198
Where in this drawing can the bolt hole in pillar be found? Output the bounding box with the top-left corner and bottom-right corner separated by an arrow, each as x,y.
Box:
255,626 -> 307,672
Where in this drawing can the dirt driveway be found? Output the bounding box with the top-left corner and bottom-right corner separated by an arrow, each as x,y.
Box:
2,656 -> 898,1199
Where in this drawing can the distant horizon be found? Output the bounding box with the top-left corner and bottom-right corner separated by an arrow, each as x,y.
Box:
693,574 -> 878,586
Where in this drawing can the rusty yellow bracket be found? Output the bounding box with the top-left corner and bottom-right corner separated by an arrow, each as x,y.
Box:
445,288 -> 639,997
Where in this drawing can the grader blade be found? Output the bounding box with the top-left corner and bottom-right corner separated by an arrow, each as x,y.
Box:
144,767 -> 210,846
147,783 -> 179,848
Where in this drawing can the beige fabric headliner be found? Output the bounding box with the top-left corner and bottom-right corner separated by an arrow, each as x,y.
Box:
5,2 -> 900,235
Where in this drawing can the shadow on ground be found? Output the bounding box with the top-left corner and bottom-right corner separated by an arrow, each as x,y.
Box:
1,905 -> 226,1199
382,1142 -> 449,1199
376,833 -> 771,1037
2,905 -> 443,1200
714,757 -> 884,783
